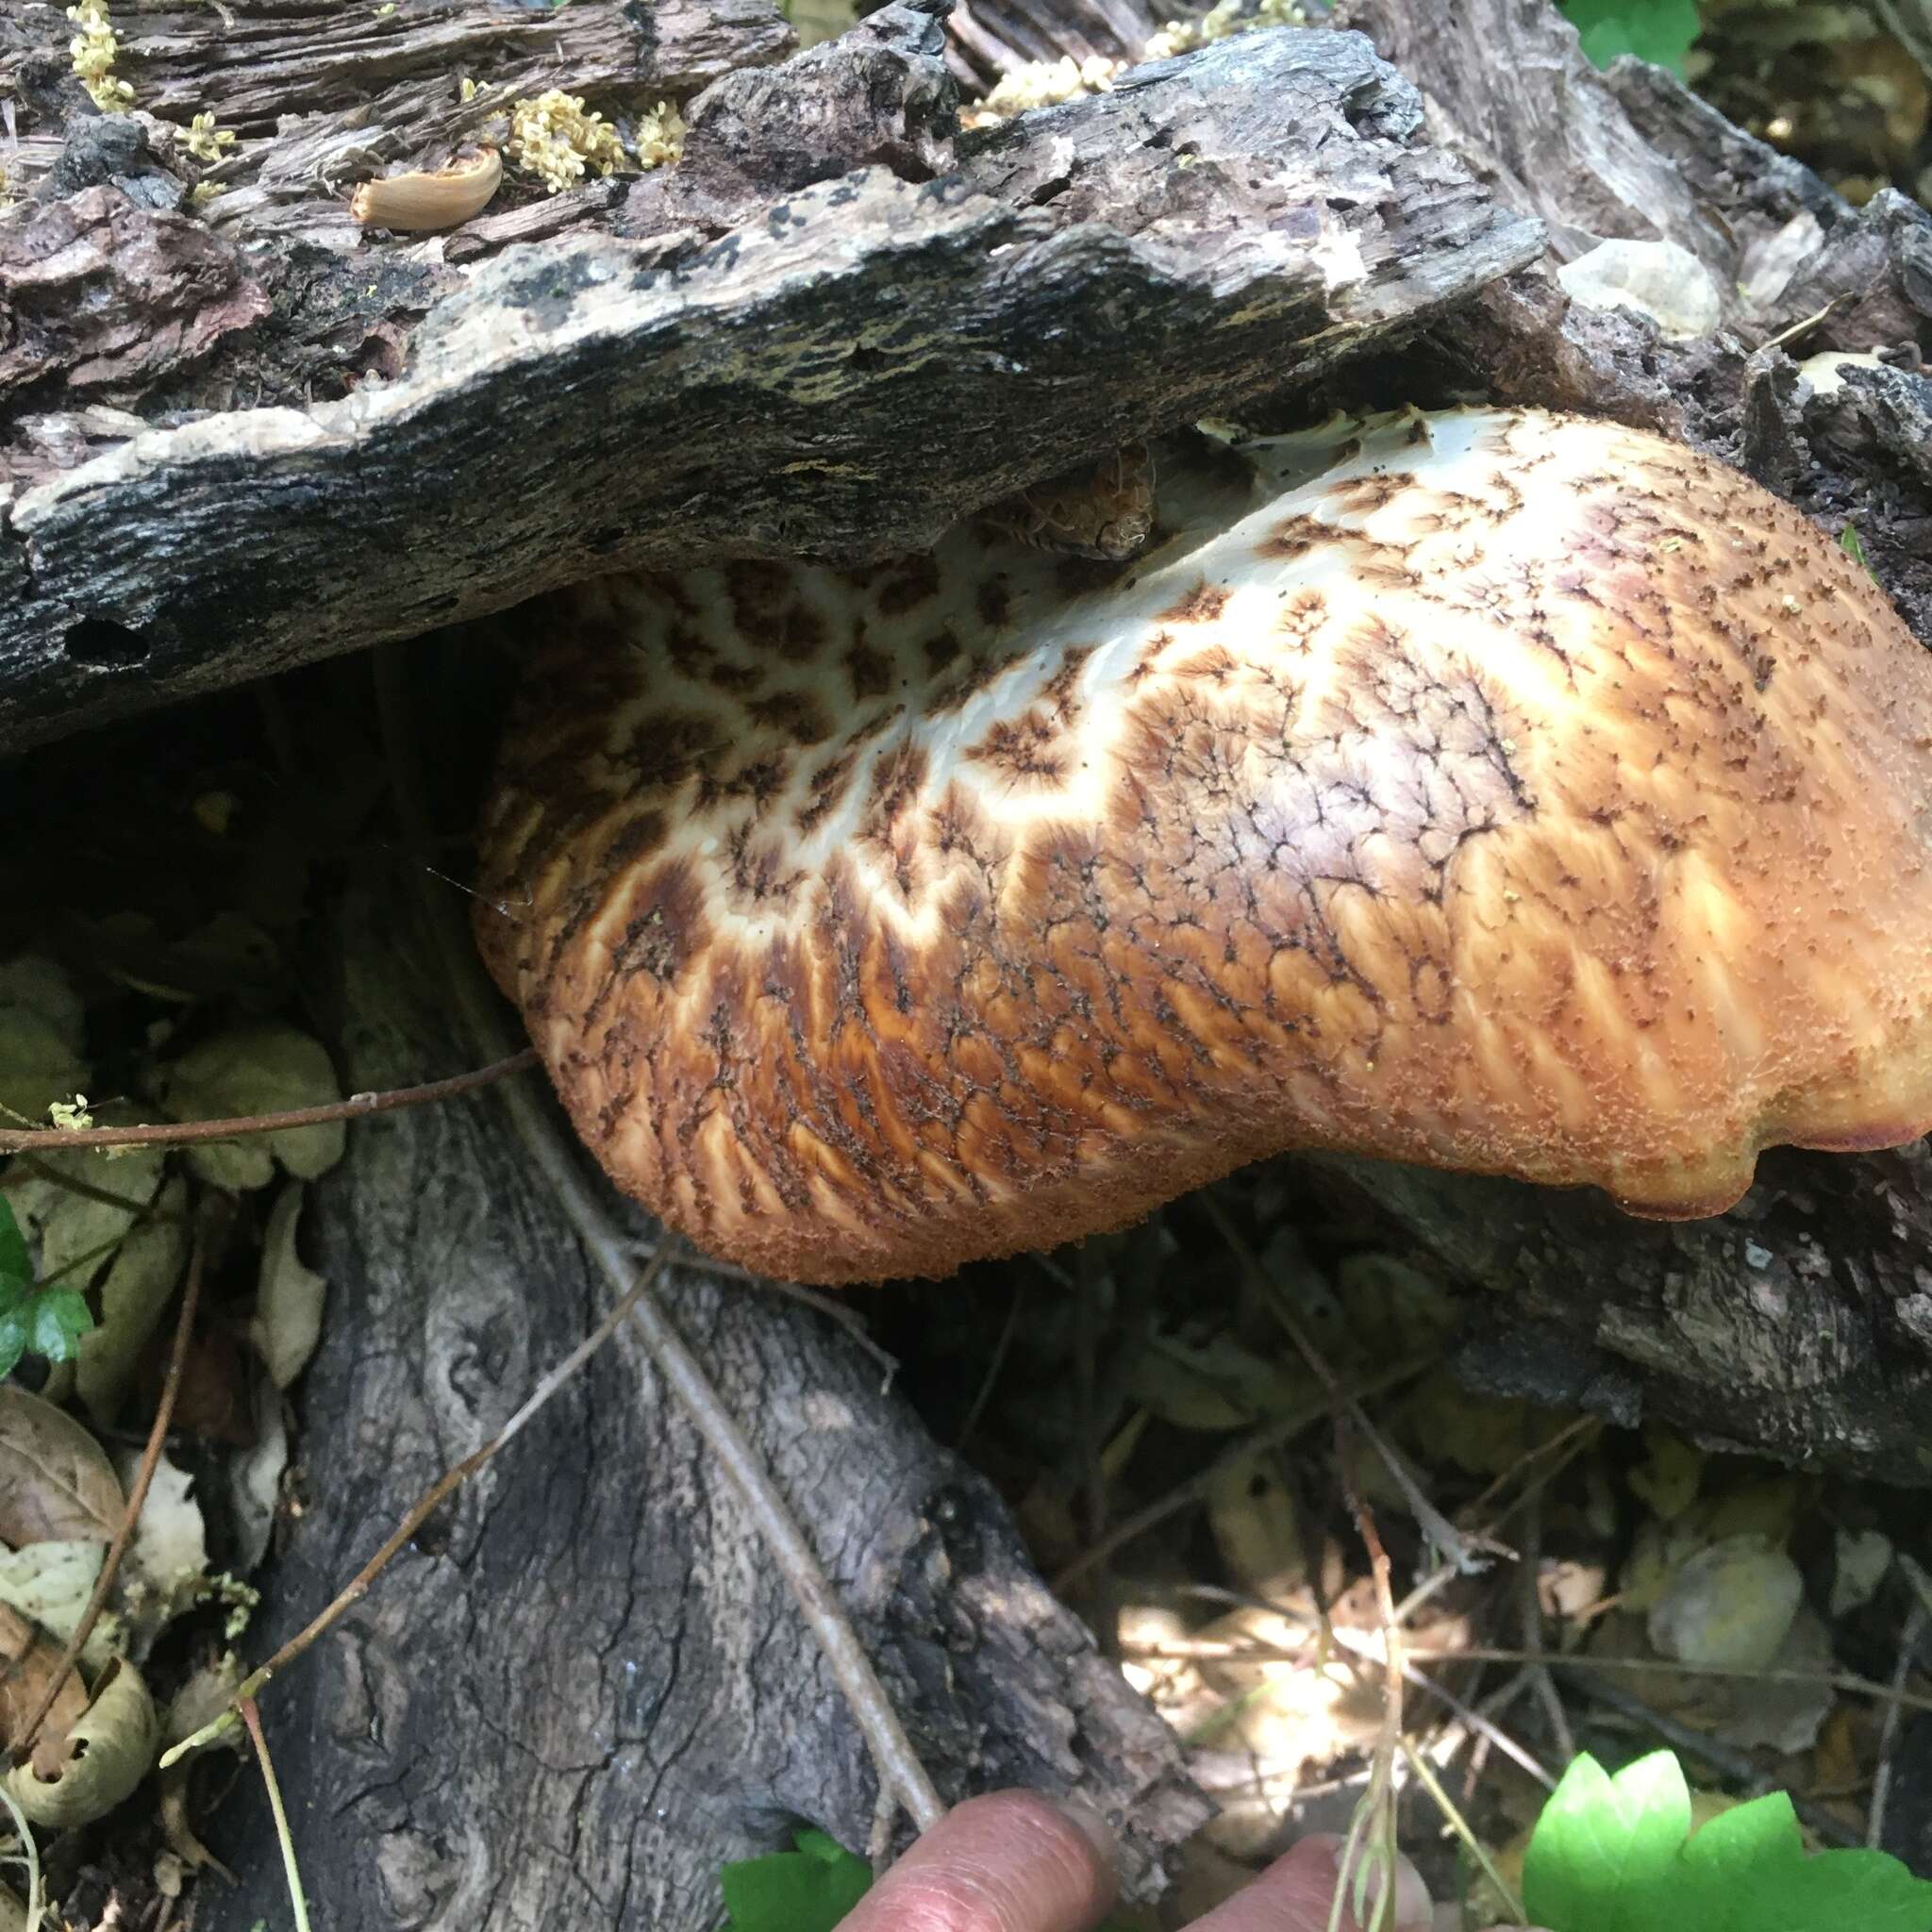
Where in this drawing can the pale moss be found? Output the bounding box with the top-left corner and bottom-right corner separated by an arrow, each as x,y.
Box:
68,0 -> 134,111
959,54 -> 1122,129
184,109 -> 234,163
1144,0 -> 1303,58
633,98 -> 685,170
964,0 -> 1306,126
508,87 -> 629,192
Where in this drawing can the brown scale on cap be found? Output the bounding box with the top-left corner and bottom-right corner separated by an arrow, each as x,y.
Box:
475,408 -> 1932,1284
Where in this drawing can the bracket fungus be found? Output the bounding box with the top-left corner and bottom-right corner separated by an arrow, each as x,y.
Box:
475,408 -> 1932,1284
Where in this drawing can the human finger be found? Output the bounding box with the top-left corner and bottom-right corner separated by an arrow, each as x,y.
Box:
836,1790 -> 1118,1932
1187,1835 -> 1434,1932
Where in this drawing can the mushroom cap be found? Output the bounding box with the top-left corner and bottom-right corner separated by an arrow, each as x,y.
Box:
475,407 -> 1932,1284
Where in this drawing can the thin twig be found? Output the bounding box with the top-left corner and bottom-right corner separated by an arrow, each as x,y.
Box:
0,1781 -> 44,1932
240,1699 -> 311,1932
1333,1421 -> 1405,1932
381,651 -> 945,1835
1125,1640 -> 1932,1714
0,1051 -> 539,1155
620,1244 -> 901,1385
1518,1493 -> 1574,1764
10,1208 -> 213,1765
1073,1243 -> 1116,1651
761,1278 -> 900,1388
1177,1582 -> 1555,1791
868,1780 -> 900,1874
956,1280 -> 1024,1455
1392,1421 -> 1601,1629
486,1051 -> 944,1829
161,1241 -> 677,1766
1399,1736 -> 1526,1925
1867,1565 -> 1928,1850
13,1154 -> 169,1219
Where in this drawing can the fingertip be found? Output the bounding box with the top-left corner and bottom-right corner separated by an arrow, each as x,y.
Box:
841,1790 -> 1117,1932
1268,1835 -> 1434,1931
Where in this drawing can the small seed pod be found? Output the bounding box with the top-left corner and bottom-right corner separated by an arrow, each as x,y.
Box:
350,147 -> 501,232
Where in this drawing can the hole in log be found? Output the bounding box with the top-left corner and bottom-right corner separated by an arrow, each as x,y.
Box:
62,617 -> 150,668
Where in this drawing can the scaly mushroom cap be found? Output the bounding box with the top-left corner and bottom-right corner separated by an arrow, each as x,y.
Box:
476,408 -> 1932,1284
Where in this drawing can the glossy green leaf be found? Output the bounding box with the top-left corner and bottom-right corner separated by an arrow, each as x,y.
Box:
27,1287 -> 93,1364
1524,1752 -> 1932,1932
1524,1752 -> 1690,1932
0,1200 -> 96,1378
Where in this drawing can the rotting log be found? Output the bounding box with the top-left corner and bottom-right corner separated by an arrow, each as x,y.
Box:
200,857 -> 1208,1932
0,7 -> 1541,752
1306,1146 -> 1932,1486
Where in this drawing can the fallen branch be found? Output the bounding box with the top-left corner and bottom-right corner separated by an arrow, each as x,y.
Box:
163,1238 -> 679,1768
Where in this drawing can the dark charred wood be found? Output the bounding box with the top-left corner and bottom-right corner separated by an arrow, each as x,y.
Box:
0,14 -> 1540,753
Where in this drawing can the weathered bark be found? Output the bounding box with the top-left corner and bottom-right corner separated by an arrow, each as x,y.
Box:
1303,1147 -> 1932,1485
0,8 -> 1540,753
945,0 -> 1168,88
201,858 -> 1208,1932
1332,0 -> 1932,635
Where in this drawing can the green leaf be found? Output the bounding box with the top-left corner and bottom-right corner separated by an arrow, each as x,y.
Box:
1523,1751 -> 1690,1932
1764,1848 -> 1932,1932
0,1200 -> 96,1379
1524,1753 -> 1932,1932
1663,1790 -> 1806,1931
720,1828 -> 873,1932
0,1196 -> 28,1290
28,1287 -> 93,1365
1558,0 -> 1701,74
1841,525 -> 1881,583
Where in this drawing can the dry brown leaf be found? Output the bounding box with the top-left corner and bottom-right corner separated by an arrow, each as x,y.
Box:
0,1598 -> 88,1758
0,1388 -> 123,1545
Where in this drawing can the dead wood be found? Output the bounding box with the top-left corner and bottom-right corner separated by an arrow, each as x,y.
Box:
1302,1146 -> 1932,1486
196,852 -> 1208,1932
0,5 -> 1538,753
1332,0 -> 1932,633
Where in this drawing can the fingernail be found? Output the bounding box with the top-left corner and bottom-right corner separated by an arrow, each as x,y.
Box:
1298,1835 -> 1434,1930
1050,1795 -> 1120,1871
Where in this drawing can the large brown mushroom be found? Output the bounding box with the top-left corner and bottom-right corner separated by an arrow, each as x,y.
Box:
475,407 -> 1932,1284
